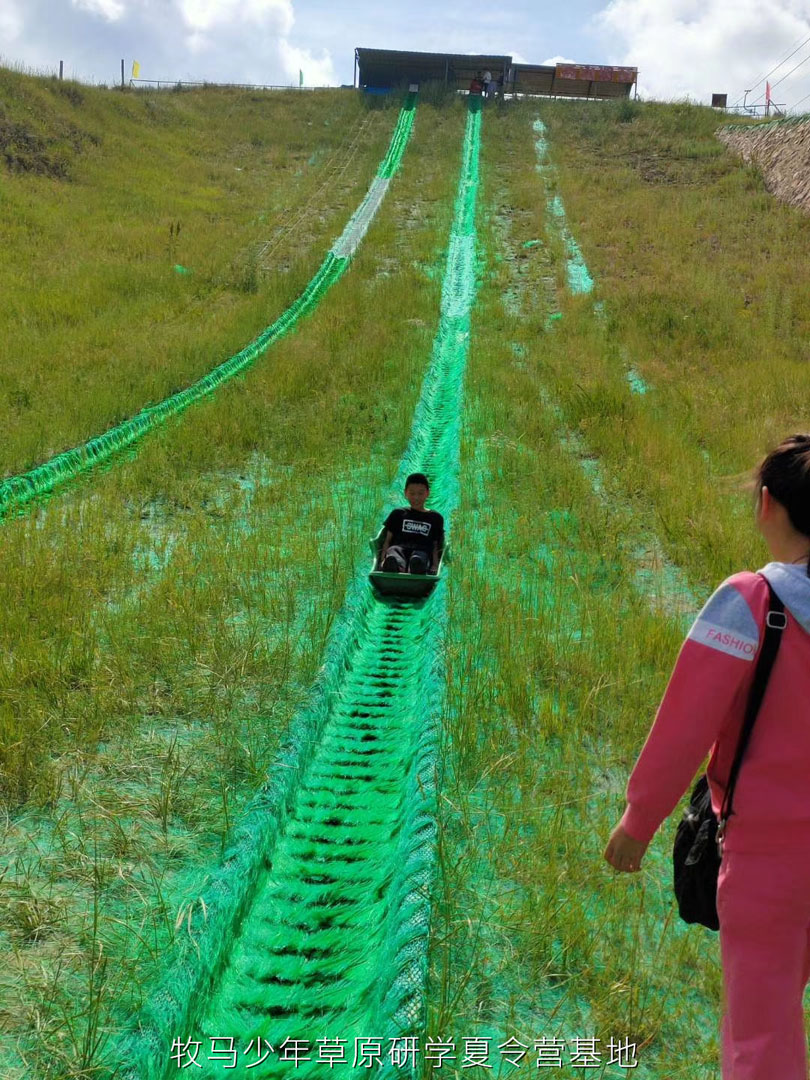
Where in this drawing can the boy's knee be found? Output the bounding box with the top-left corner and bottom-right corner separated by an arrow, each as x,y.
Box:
408,551 -> 429,574
382,546 -> 407,573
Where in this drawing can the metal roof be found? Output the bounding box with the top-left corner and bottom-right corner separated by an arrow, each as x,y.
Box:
356,48 -> 511,90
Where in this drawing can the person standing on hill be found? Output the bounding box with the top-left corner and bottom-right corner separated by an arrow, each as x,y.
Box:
604,434 -> 810,1080
482,69 -> 492,97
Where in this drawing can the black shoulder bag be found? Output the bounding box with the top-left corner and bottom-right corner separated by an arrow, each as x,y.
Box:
672,582 -> 786,931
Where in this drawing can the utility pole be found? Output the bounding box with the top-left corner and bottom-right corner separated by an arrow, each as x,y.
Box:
59,60 -> 63,80
121,58 -> 125,87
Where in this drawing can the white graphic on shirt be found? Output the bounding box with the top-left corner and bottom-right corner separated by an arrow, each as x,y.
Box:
689,619 -> 758,660
402,519 -> 431,537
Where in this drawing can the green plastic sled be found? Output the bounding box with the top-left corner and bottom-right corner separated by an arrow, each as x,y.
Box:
368,527 -> 448,597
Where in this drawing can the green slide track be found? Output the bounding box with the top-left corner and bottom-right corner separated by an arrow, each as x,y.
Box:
117,98 -> 481,1080
0,95 -> 417,522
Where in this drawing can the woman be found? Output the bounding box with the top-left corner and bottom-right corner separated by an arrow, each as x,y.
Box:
605,435 -> 810,1080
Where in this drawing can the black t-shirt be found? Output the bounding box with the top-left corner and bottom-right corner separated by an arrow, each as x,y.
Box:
383,507 -> 444,554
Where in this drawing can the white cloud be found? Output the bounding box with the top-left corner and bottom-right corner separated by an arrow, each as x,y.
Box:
0,0 -> 24,39
171,0 -> 336,85
1,0 -> 336,87
177,0 -> 293,35
168,0 -> 335,84
541,55 -> 578,65
593,0 -> 810,107
72,0 -> 126,19
278,38 -> 335,86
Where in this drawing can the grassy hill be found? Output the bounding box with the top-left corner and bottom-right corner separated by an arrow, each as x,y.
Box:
3,72 -> 809,1078
0,68 -> 393,474
0,68 -> 466,1079
430,98 -> 810,1077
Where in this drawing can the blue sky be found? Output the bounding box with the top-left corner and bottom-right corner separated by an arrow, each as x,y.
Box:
3,0 -> 810,111
290,0 -> 609,79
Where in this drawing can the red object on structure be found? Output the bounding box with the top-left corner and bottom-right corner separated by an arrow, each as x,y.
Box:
556,63 -> 637,83
469,78 -> 483,94
766,81 -> 772,105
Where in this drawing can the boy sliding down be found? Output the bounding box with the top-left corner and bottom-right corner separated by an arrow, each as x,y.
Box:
379,473 -> 444,575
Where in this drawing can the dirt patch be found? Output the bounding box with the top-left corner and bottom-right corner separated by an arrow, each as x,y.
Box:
630,152 -> 679,184
0,116 -> 97,178
0,119 -> 68,177
718,119 -> 810,212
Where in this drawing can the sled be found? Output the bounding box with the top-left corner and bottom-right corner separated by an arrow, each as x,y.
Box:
368,528 -> 448,597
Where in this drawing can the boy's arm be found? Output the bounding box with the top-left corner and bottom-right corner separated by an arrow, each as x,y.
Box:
430,540 -> 439,573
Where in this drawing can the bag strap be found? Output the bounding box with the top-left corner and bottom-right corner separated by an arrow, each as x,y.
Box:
718,579 -> 786,838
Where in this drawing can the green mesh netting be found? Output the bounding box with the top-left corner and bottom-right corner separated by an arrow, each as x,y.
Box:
115,97 -> 482,1080
532,119 -> 594,296
530,118 -> 694,616
0,95 -> 417,522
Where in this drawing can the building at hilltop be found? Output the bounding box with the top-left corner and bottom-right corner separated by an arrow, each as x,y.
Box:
354,48 -> 638,100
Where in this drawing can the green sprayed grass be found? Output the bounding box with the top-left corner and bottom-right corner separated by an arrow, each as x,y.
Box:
536,98 -> 810,591
424,99 -> 807,1079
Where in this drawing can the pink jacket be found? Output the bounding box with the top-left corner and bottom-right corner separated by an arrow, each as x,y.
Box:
620,563 -> 810,853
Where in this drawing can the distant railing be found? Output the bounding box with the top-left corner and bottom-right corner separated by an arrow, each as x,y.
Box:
129,78 -> 338,91
724,103 -> 786,117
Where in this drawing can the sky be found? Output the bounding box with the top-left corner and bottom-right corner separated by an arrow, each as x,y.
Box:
3,0 -> 810,111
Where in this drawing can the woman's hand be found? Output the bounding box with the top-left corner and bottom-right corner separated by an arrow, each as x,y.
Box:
604,823 -> 649,873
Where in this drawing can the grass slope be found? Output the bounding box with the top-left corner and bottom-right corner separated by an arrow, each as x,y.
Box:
427,98 -> 810,1078
540,99 -> 810,590
0,85 -> 467,1079
6,86 -> 810,1080
0,67 -> 391,475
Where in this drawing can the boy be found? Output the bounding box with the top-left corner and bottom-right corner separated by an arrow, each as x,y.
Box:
379,473 -> 444,575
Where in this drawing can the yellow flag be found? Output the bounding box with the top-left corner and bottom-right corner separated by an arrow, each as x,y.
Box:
132,60 -> 140,79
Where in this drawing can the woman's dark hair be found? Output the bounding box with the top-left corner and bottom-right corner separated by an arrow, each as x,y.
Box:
756,434 -> 810,575
405,472 -> 430,490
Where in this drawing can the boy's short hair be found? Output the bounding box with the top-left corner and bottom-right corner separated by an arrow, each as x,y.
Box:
405,472 -> 430,490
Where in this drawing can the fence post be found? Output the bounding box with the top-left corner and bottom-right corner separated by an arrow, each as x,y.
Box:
59,60 -> 64,80
121,59 -> 125,87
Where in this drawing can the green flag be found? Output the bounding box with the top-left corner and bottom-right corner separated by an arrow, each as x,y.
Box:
299,69 -> 304,87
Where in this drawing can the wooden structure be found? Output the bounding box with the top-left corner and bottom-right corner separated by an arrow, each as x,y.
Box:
354,48 -> 638,100
512,63 -> 637,99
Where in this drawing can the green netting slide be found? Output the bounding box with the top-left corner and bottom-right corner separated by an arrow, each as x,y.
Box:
0,94 -> 417,522
115,97 -> 482,1080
